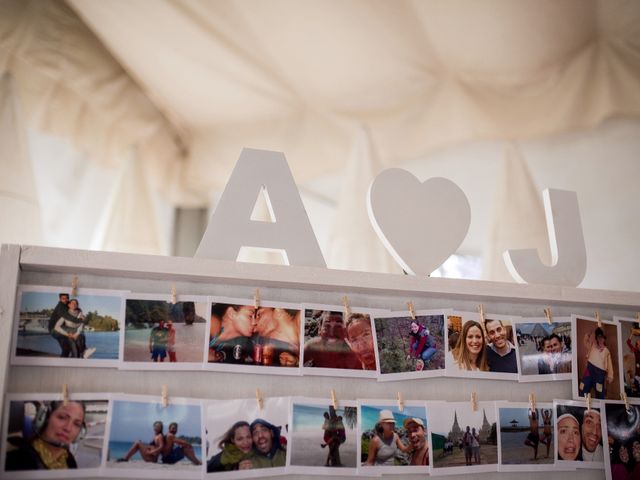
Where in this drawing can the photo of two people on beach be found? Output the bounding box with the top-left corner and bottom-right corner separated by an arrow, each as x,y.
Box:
107,398 -> 203,474
15,287 -> 121,364
123,298 -> 208,365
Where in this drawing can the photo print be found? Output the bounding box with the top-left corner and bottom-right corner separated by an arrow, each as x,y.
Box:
373,309 -> 447,381
514,317 -> 572,382
120,294 -> 208,370
615,316 -> 640,399
602,400 -> 640,480
446,311 -> 520,380
207,297 -> 302,375
0,393 -> 109,478
288,397 -> 358,475
357,400 -> 429,475
572,315 -> 622,401
554,399 -> 603,468
105,395 -> 204,478
301,304 -> 380,378
205,396 -> 290,479
496,401 -> 555,471
427,400 -> 498,475
12,286 -> 123,368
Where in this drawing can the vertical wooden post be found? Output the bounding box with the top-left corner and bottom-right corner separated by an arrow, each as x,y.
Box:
0,244 -> 21,421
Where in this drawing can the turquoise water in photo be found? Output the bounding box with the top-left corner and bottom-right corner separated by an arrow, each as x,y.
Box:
17,331 -> 119,359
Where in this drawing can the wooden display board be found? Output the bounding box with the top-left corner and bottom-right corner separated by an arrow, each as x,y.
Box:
1,244 -> 639,480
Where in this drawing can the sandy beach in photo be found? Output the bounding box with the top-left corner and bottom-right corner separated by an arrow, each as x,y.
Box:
123,323 -> 206,362
106,459 -> 203,471
291,429 -> 357,468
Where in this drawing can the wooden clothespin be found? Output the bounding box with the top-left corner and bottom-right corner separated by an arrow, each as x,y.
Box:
621,393 -> 631,415
585,392 -> 591,412
544,308 -> 552,325
397,392 -> 404,412
330,389 -> 338,410
528,393 -> 536,413
407,301 -> 416,320
254,289 -> 260,309
342,296 -> 351,318
161,385 -> 169,408
595,310 -> 602,328
478,304 -> 485,324
170,285 -> 177,305
62,384 -> 69,406
71,276 -> 78,297
256,388 -> 263,410
470,392 -> 478,412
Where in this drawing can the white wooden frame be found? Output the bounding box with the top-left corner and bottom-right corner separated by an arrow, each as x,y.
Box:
1,244 -> 639,480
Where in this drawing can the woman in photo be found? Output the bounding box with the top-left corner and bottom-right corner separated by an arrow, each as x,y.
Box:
207,421 -> 255,472
364,410 -> 410,466
53,299 -> 94,358
5,401 -> 85,471
556,413 -> 581,461
450,321 -> 488,371
579,326 -> 614,399
409,321 -> 437,366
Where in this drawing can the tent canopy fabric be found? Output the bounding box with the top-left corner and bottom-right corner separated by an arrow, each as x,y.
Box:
2,0 -> 639,202
1,0 -> 639,289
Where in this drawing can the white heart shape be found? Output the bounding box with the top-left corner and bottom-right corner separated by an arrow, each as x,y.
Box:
367,169 -> 471,276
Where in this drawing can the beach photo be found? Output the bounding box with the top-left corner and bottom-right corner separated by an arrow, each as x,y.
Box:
121,295 -> 207,369
603,401 -> 640,480
373,310 -> 446,380
288,398 -> 357,475
515,318 -> 572,381
12,286 -> 122,367
207,298 -> 302,374
428,401 -> 498,475
205,397 -> 289,478
554,400 -> 603,468
446,312 -> 519,380
358,401 -> 429,475
301,305 -> 378,378
497,403 -> 554,471
615,316 -> 640,399
573,315 -> 622,401
1,394 -> 109,476
105,395 -> 203,478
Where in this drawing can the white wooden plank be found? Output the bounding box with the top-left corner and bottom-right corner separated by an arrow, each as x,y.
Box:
0,244 -> 21,420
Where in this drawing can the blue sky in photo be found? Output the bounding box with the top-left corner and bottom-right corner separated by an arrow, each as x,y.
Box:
109,400 -> 202,442
292,403 -> 355,432
361,404 -> 427,431
21,291 -> 121,318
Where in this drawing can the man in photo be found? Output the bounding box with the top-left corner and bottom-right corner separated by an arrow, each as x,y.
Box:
249,419 -> 286,468
462,426 -> 473,466
538,334 -> 570,374
403,417 -> 429,465
48,293 -> 78,357
255,307 -> 300,367
117,420 -> 165,463
161,422 -> 202,465
581,409 -> 603,461
149,320 -> 169,362
484,318 -> 518,373
321,406 -> 346,467
344,313 -> 376,370
579,327 -> 614,399
625,332 -> 640,392
303,311 -> 361,369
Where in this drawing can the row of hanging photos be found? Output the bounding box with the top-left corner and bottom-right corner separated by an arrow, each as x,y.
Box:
64,275 -> 630,327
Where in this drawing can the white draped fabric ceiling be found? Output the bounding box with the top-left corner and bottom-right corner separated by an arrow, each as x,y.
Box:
1,0 -> 639,289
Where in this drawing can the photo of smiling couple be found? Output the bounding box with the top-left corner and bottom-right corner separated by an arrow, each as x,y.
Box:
446,313 -> 519,377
